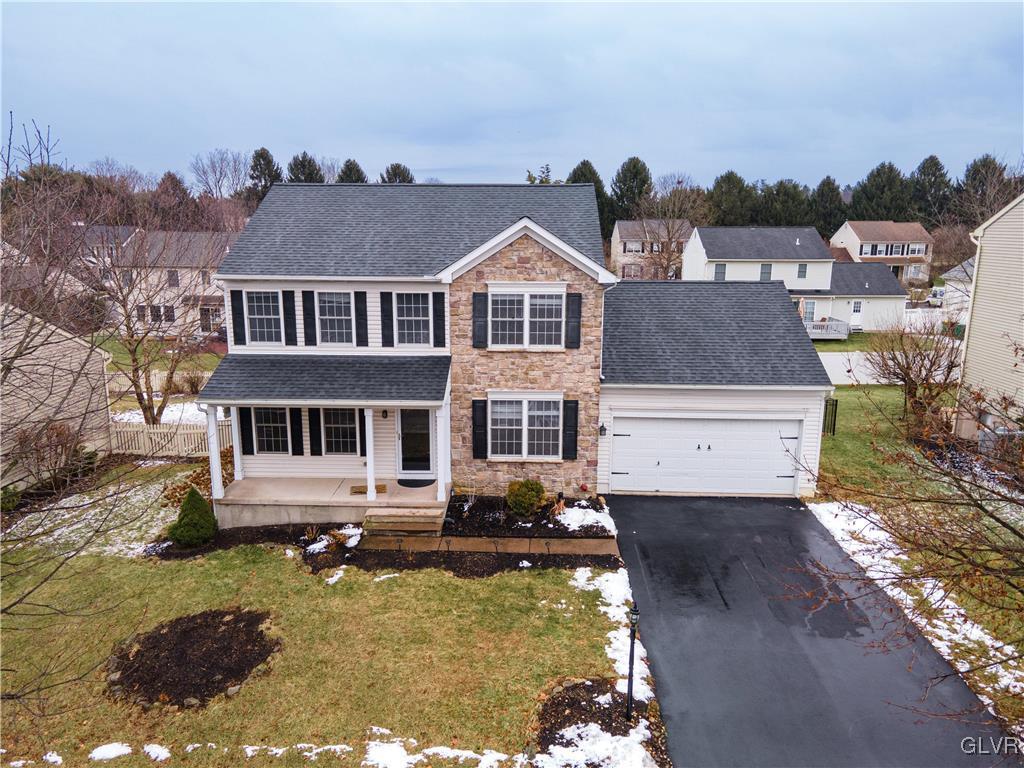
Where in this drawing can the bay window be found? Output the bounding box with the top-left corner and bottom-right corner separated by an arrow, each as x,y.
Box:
318,291 -> 353,344
396,292 -> 431,345
254,407 -> 289,453
246,291 -> 282,343
489,396 -> 561,459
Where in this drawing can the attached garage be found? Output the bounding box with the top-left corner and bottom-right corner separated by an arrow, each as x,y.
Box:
598,281 -> 834,498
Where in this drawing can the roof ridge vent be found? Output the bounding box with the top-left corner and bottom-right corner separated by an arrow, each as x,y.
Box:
795,237 -> 800,245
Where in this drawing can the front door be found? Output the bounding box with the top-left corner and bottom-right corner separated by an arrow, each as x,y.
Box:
398,408 -> 433,475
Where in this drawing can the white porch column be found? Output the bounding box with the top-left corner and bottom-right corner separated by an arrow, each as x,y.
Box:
207,405 -> 224,500
435,402 -> 450,502
364,408 -> 376,501
230,406 -> 244,481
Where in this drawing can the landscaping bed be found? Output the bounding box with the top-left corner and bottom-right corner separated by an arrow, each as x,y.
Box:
151,521 -> 339,559
445,494 -> 616,539
106,608 -> 280,709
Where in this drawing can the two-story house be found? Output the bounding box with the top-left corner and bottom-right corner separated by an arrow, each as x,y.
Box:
609,219 -> 692,279
682,226 -> 906,336
197,185 -> 832,533
829,220 -> 934,282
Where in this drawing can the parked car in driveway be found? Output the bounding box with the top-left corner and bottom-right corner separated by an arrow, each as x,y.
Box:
926,286 -> 945,307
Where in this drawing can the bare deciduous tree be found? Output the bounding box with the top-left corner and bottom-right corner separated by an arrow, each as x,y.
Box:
316,156 -> 342,184
189,148 -> 248,199
630,173 -> 709,279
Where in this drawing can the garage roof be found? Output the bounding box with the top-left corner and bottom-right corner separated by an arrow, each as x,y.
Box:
602,281 -> 832,387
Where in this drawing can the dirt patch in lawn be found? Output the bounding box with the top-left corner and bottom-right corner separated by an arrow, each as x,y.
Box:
306,547 -> 623,579
106,608 -> 280,708
445,495 -> 613,538
537,678 -> 672,767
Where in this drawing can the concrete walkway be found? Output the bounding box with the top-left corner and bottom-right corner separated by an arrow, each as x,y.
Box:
818,351 -> 880,385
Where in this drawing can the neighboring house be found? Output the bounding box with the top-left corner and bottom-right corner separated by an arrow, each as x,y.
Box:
829,220 -> 934,282
940,258 -> 974,317
681,226 -> 906,336
196,184 -> 830,532
609,219 -> 692,279
954,194 -> 1024,440
1,305 -> 111,489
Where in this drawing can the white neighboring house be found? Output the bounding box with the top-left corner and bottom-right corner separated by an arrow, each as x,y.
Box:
829,220 -> 934,282
940,258 -> 974,318
609,219 -> 692,279
682,226 -> 906,337
954,194 -> 1024,440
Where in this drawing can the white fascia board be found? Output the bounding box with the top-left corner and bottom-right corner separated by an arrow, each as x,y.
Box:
197,397 -> 445,407
436,217 -> 618,285
214,274 -> 441,283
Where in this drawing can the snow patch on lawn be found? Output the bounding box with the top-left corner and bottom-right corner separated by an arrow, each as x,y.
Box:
337,524 -> 362,548
325,566 -> 347,585
810,501 -> 1024,732
304,536 -> 331,554
533,720 -> 657,768
88,743 -> 132,761
363,738 -> 507,768
557,501 -> 617,534
373,573 -> 399,582
299,744 -> 351,760
42,753 -> 63,765
112,401 -> 226,425
142,744 -> 170,762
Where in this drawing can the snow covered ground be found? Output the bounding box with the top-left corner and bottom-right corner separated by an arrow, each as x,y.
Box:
810,501 -> 1024,734
556,501 -> 617,535
112,401 -> 228,424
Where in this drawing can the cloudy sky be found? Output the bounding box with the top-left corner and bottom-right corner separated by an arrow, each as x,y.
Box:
3,2 -> 1022,188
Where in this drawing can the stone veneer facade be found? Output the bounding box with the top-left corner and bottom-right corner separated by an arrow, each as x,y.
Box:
448,234 -> 604,496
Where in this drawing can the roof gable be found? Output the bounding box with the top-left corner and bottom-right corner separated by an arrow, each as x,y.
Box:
696,227 -> 832,261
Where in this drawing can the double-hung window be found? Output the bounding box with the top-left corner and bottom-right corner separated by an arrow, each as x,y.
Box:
803,300 -> 816,321
163,305 -> 175,322
890,243 -> 904,256
624,241 -> 642,253
908,243 -> 926,256
246,291 -> 282,343
797,263 -> 808,279
254,407 -> 289,453
150,305 -> 163,323
395,293 -> 431,345
650,241 -> 662,253
860,244 -> 872,256
713,263 -> 727,281
759,264 -> 772,281
622,264 -> 641,279
489,397 -> 561,459
166,269 -> 179,288
318,292 -> 353,344
322,408 -> 358,454
489,290 -> 564,348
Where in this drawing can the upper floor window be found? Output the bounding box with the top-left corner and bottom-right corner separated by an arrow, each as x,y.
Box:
490,292 -> 564,348
120,270 -> 134,287
908,243 -> 926,256
650,242 -> 662,253
713,263 -> 727,281
797,263 -> 808,279
860,244 -> 872,256
246,291 -> 282,343
318,292 -> 353,344
888,243 -> 904,256
323,408 -> 358,454
624,241 -> 643,253
396,293 -> 431,345
136,305 -> 146,322
759,264 -> 772,281
163,305 -> 175,323
254,407 -> 289,453
622,264 -> 641,279
200,269 -> 211,286
167,269 -> 179,288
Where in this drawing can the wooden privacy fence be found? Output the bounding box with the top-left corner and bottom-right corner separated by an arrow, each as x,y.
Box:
110,420 -> 231,457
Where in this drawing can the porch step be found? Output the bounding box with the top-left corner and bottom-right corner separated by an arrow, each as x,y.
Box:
363,507 -> 446,537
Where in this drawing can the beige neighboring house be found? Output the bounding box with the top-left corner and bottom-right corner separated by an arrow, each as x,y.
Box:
609,219 -> 692,279
1,305 -> 111,489
830,220 -> 934,282
939,257 -> 974,317
954,193 -> 1024,440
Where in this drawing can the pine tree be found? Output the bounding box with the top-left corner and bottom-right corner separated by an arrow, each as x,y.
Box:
953,154 -> 1023,225
287,151 -> 325,183
336,158 -> 368,183
810,175 -> 847,238
707,170 -> 757,225
849,162 -> 913,221
909,155 -> 953,227
150,171 -> 200,228
168,487 -> 217,548
756,179 -> 812,226
610,157 -> 653,220
379,163 -> 415,183
245,148 -> 283,205
566,159 -> 614,239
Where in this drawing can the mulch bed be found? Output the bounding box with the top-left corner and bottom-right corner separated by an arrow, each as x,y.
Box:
305,547 -> 622,579
444,495 -> 613,539
106,608 -> 280,709
537,678 -> 672,767
152,523 -> 343,559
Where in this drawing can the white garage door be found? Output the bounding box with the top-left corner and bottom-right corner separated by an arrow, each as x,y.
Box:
609,417 -> 801,496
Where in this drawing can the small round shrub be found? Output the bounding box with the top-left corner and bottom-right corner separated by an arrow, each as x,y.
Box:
506,479 -> 545,518
168,486 -> 217,548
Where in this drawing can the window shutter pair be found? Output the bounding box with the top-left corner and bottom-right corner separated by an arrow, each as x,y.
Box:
305,408 -> 363,456
469,399 -> 579,460
382,292 -> 446,347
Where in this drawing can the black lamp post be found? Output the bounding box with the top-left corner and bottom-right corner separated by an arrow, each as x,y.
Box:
625,601 -> 639,720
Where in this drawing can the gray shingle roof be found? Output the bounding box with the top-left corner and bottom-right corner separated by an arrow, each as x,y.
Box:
789,262 -> 907,297
219,184 -> 604,277
121,231 -> 238,269
942,257 -> 975,282
200,355 -> 450,402
602,281 -> 831,387
697,227 -> 832,261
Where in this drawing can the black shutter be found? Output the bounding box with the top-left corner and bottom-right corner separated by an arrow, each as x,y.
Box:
472,293 -> 488,348
380,292 -> 394,347
357,408 -> 366,457
308,408 -> 322,455
289,408 -> 303,455
302,290 -> 317,346
282,291 -> 297,346
355,291 -> 368,346
432,291 -> 445,348
230,290 -> 246,346
565,293 -> 582,349
239,406 -> 254,455
562,400 -> 579,460
472,399 -> 488,459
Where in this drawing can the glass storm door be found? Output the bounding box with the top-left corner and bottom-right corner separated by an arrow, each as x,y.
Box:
399,409 -> 432,474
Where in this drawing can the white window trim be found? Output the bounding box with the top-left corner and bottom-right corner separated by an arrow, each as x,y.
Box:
393,291 -> 434,348
624,241 -> 643,253
908,243 -> 926,255
253,406 -> 291,455
797,263 -> 807,279
803,300 -> 816,321
713,263 -> 727,281
314,289 -> 356,347
244,289 -> 286,347
487,290 -> 566,350
320,406 -> 360,455
622,264 -> 641,279
486,391 -> 563,461
759,264 -> 773,281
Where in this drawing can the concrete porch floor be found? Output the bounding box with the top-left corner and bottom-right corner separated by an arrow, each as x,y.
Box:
220,477 -> 448,508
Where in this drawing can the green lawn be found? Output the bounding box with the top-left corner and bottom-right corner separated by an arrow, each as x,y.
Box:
95,334 -> 222,373
813,332 -> 877,352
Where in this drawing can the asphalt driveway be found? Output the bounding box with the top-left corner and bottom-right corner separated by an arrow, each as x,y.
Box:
609,495 -> 1011,768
